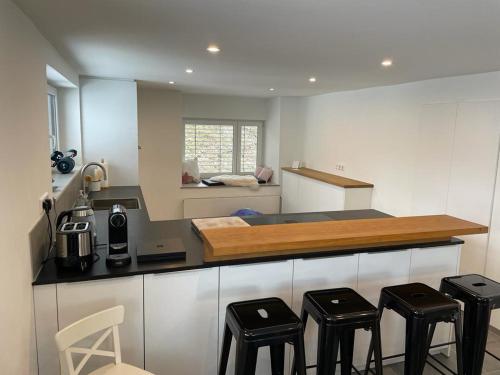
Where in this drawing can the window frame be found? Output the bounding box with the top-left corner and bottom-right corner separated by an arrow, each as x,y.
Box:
182,118 -> 264,178
47,84 -> 59,153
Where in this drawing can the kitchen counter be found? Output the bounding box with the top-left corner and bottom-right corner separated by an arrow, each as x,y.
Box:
33,186 -> 473,375
33,186 -> 465,285
282,167 -> 374,188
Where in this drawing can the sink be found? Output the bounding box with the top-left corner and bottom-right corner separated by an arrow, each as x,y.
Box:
91,198 -> 141,211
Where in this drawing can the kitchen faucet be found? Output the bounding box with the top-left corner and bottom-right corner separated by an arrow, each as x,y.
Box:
81,162 -> 108,199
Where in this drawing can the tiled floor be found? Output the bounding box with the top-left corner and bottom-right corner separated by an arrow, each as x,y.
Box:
358,328 -> 500,374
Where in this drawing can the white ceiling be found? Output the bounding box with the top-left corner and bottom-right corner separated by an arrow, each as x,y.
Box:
15,0 -> 500,97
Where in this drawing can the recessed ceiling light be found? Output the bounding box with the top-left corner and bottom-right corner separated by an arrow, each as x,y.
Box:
309,77 -> 317,83
207,45 -> 220,54
381,59 -> 393,67
269,88 -> 275,92
168,81 -> 175,85
185,68 -> 194,74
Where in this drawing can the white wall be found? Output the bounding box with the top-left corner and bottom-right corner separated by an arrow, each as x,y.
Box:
138,89 -> 281,220
57,87 -> 82,164
0,0 -> 78,372
264,97 -> 304,183
264,97 -> 281,180
297,71 -> 500,275
80,78 -> 139,185
183,93 -> 269,120
138,88 -> 183,219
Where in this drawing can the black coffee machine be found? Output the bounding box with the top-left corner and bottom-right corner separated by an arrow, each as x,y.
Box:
106,204 -> 131,267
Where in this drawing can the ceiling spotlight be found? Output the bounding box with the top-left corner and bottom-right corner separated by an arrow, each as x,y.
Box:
168,81 -> 175,85
207,45 -> 220,54
381,59 -> 393,67
185,68 -> 194,74
309,77 -> 317,83
269,88 -> 275,92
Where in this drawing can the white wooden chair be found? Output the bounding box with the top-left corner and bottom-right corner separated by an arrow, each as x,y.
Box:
55,305 -> 153,375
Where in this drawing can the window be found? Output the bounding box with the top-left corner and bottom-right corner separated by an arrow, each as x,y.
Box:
183,119 -> 263,176
47,85 -> 58,153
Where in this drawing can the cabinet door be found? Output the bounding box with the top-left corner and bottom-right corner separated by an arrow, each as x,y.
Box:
281,171 -> 299,213
356,250 -> 411,364
447,101 -> 500,274
297,175 -> 345,213
292,255 -> 358,372
56,276 -> 144,374
33,284 -> 59,375
144,268 -> 219,375
409,245 -> 461,347
219,260 -> 293,375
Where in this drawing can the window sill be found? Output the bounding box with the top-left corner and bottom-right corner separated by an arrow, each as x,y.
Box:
52,166 -> 81,199
181,182 -> 280,189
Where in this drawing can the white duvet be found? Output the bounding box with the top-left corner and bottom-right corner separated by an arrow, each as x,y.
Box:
210,174 -> 259,187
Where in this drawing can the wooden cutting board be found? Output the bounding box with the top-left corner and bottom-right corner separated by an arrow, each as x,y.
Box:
200,215 -> 487,262
191,216 -> 250,231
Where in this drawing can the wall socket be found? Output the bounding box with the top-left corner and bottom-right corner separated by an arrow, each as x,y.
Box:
39,192 -> 52,214
335,163 -> 345,172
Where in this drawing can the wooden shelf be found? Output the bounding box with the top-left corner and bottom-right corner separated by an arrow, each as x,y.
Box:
201,215 -> 487,262
281,167 -> 373,188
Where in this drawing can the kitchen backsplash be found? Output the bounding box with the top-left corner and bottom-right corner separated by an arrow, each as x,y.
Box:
29,172 -> 82,279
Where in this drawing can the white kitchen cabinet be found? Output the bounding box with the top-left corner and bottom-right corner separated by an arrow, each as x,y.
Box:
281,169 -> 300,213
56,276 -> 144,374
409,245 -> 461,348
292,254 -> 359,372
281,169 -> 372,214
219,260 -> 294,375
356,250 -> 412,365
144,268 -> 219,375
411,103 -> 457,216
447,100 -> 500,275
487,148 -> 500,329
33,284 -> 59,375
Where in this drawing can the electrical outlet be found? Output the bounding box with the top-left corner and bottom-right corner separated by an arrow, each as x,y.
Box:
335,163 -> 345,172
39,192 -> 51,214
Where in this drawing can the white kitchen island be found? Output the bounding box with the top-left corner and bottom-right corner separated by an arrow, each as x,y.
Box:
34,243 -> 461,375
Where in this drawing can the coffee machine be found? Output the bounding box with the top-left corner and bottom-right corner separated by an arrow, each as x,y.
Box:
106,204 -> 131,267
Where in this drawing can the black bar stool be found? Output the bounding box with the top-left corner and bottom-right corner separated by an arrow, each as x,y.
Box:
218,297 -> 306,375
291,287 -> 383,375
428,274 -> 500,375
365,282 -> 463,375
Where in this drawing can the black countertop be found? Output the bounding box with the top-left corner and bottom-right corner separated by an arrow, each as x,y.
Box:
33,186 -> 463,285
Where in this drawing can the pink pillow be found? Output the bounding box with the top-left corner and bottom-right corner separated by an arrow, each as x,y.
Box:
255,166 -> 273,182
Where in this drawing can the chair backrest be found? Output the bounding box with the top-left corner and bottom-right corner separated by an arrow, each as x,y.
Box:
55,305 -> 125,375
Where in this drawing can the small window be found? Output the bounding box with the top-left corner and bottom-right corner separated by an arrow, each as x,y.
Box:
183,119 -> 263,177
47,85 -> 58,153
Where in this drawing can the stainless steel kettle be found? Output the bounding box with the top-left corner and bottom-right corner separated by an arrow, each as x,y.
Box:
56,206 -> 97,240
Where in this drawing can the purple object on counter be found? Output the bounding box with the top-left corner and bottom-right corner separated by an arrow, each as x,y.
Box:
231,208 -> 263,217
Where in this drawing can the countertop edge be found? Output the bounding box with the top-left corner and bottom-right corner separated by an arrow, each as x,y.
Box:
32,237 -> 464,286
282,167 -> 374,188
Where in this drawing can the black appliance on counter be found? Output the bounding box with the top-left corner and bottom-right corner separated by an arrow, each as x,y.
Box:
106,204 -> 131,267
137,238 -> 186,263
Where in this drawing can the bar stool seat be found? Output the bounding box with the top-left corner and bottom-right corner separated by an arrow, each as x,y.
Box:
382,282 -> 459,318
292,288 -> 383,375
304,288 -> 379,324
366,282 -> 463,375
441,274 -> 500,304
436,274 -> 500,375
219,297 -> 306,375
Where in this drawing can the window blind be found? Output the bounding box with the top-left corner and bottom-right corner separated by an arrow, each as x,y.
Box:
239,121 -> 260,173
184,121 -> 234,174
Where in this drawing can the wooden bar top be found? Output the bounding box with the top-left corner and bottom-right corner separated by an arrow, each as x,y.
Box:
201,215 -> 487,262
282,167 -> 373,188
